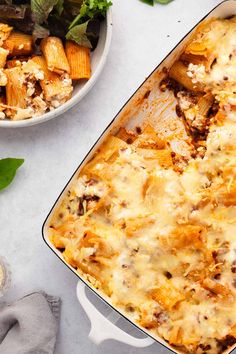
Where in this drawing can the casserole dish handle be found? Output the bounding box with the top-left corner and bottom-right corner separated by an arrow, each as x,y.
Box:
77,281 -> 155,347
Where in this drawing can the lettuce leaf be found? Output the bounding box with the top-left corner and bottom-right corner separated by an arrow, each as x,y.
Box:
66,20 -> 91,48
54,0 -> 64,16
0,4 -> 35,34
0,4 -> 27,19
33,23 -> 49,41
0,0 -> 13,4
68,0 -> 112,29
31,0 -> 60,24
66,18 -> 100,48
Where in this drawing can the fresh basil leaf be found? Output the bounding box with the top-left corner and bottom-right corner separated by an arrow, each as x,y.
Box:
66,20 -> 92,48
0,158 -> 24,191
156,0 -> 173,3
31,0 -> 59,24
140,0 -> 154,5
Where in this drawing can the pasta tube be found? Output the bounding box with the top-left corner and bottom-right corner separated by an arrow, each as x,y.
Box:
0,23 -> 12,45
0,48 -> 8,68
169,61 -> 203,92
32,56 -> 72,101
65,41 -> 91,80
3,32 -> 33,56
5,67 -> 27,108
41,37 -> 70,74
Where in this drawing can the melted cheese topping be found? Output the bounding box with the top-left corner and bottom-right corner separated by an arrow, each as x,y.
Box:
49,18 -> 236,354
187,17 -> 236,107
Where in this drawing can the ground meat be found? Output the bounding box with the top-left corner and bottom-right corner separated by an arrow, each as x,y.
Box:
217,335 -> 236,352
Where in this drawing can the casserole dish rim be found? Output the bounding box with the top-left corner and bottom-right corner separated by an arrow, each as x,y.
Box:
42,1 -> 236,353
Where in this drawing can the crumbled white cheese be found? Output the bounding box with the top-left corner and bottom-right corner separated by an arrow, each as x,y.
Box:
177,92 -> 192,110
22,60 -> 44,81
187,63 -> 206,84
32,96 -> 47,114
62,73 -> 72,86
26,82 -> 35,97
50,100 -> 60,108
0,111 -> 5,120
13,107 -> 34,120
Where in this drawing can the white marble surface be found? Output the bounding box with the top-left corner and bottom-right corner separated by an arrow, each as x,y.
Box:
0,0 -> 231,353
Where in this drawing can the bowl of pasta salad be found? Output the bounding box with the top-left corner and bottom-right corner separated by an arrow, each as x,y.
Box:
0,0 -> 112,128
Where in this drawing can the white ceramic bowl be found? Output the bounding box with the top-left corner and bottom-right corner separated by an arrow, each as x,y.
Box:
0,9 -> 112,128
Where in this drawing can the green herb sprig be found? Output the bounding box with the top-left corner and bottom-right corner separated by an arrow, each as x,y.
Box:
0,158 -> 24,191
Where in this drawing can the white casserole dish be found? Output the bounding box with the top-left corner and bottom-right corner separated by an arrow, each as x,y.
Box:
42,2 -> 236,353
0,9 -> 112,128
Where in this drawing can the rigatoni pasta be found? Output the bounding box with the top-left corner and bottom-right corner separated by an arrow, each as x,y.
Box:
169,60 -> 202,92
0,24 -> 12,45
65,41 -> 91,80
41,37 -> 70,75
3,32 -> 33,56
0,48 -> 8,68
32,56 -> 72,104
5,67 -> 27,108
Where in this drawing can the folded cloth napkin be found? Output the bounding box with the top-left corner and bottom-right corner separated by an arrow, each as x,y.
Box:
0,292 -> 61,354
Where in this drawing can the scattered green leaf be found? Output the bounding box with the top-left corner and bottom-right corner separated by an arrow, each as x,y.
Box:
140,0 -> 154,5
140,0 -> 173,5
66,20 -> 92,48
156,0 -> 173,3
0,158 -> 24,192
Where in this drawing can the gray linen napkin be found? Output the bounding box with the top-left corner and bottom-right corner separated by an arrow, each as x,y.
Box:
0,292 -> 61,354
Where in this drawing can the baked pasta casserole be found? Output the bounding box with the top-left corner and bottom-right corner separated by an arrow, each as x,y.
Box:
49,17 -> 236,354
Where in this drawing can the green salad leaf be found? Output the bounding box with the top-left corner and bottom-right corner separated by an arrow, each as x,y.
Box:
54,0 -> 64,16
31,0 -> 61,24
66,20 -> 92,48
66,0 -> 111,47
3,0 -> 111,49
33,23 -> 50,39
68,0 -> 112,30
0,158 -> 24,191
